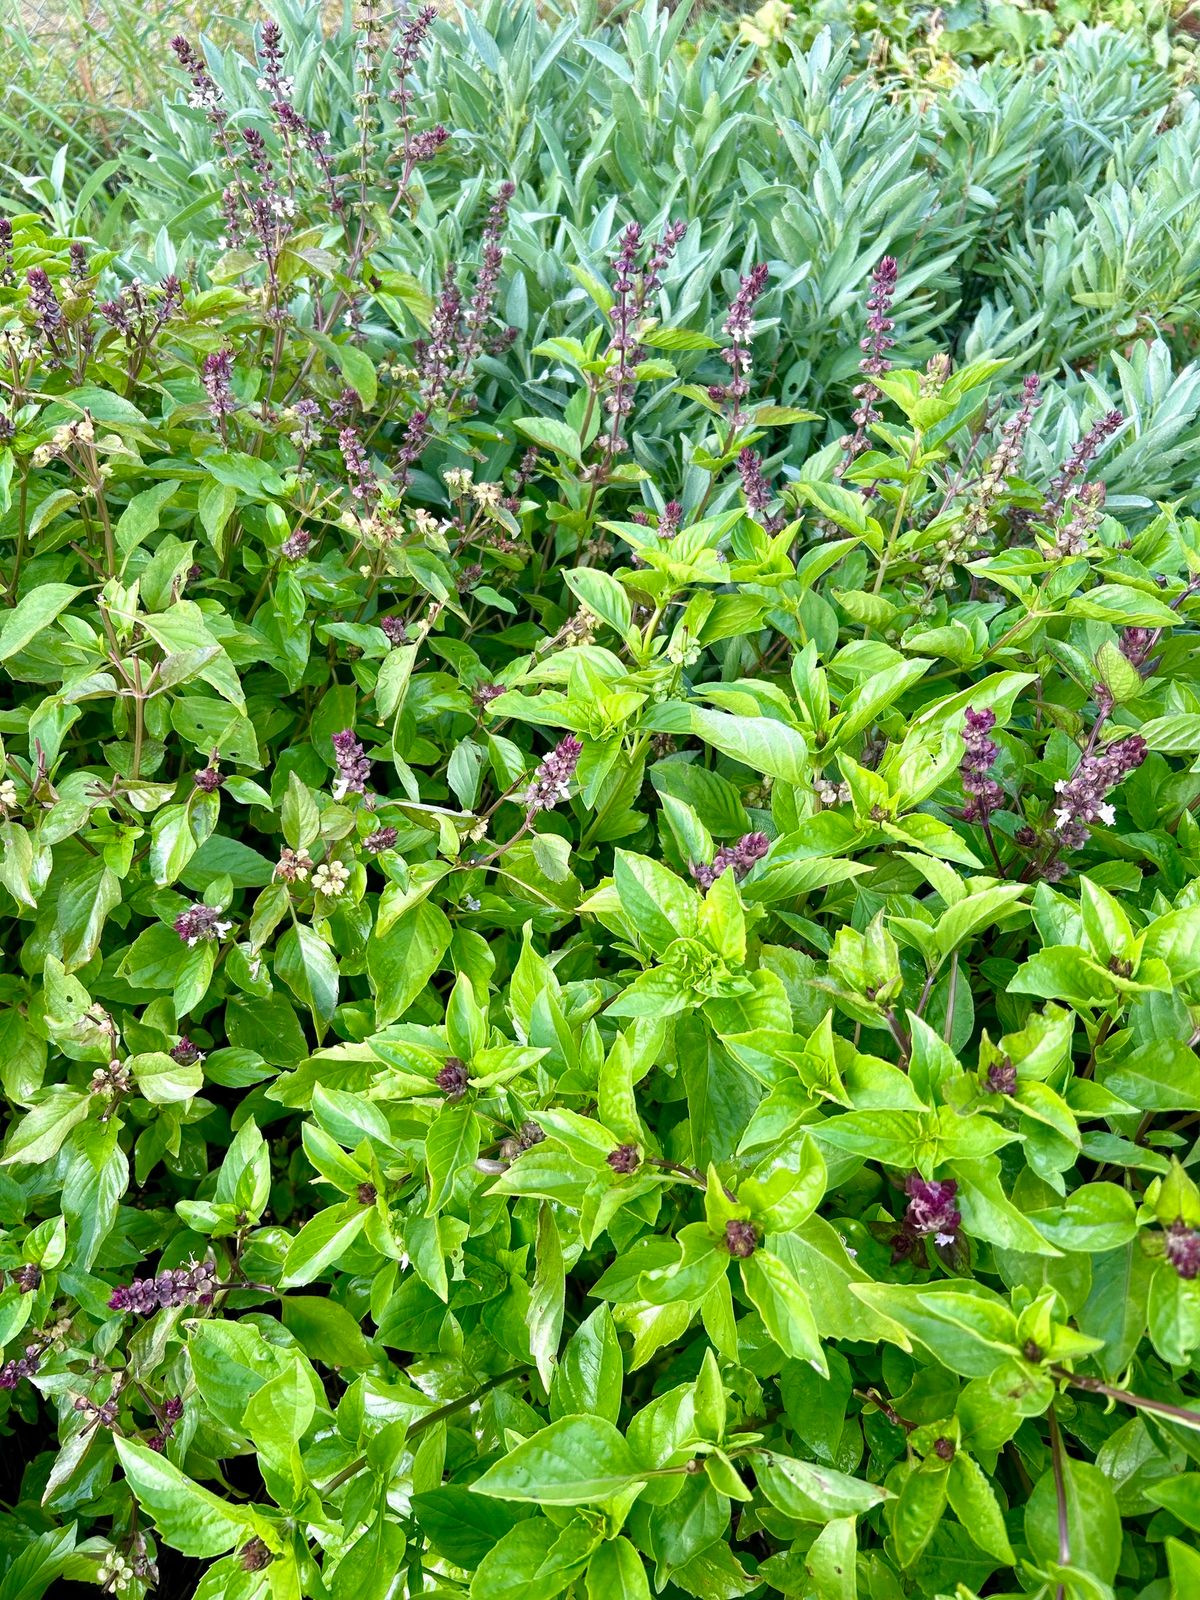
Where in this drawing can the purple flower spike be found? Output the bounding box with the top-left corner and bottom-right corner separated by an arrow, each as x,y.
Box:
1051,734 -> 1146,850
332,729 -> 371,800
960,707 -> 1005,823
690,831 -> 770,892
904,1175 -> 961,1246
523,736 -> 583,814
108,1258 -> 217,1316
1165,1221 -> 1200,1280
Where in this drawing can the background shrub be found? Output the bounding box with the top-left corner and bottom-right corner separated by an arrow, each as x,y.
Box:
1,4 -> 1200,1599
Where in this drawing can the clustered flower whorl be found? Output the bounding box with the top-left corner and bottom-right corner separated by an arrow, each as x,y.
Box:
690,832 -> 769,891
108,1258 -> 217,1316
523,736 -> 583,813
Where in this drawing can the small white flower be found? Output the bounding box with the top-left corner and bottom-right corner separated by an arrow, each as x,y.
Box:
1098,803 -> 1116,825
313,860 -> 350,897
935,1232 -> 956,1247
0,779 -> 17,808
464,894 -> 481,911
1054,807 -> 1071,827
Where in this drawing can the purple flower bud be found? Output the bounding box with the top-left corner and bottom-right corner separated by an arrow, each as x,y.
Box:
710,264 -> 769,427
281,529 -> 311,561
1165,1221 -> 1200,1280
13,1264 -> 41,1293
903,1175 -> 961,1246
380,615 -> 408,646
658,500 -> 683,539
26,267 -> 62,340
170,1037 -> 203,1067
724,1219 -> 758,1258
339,427 -> 378,512
837,256 -> 901,477
357,1182 -> 378,1206
364,826 -> 398,854
737,448 -> 786,533
436,1058 -> 469,1099
193,764 -> 224,792
985,1058 -> 1017,1096
240,1538 -> 274,1572
607,1144 -> 641,1175
1050,733 -> 1146,847
1044,409 -> 1124,519
1119,627 -> 1156,668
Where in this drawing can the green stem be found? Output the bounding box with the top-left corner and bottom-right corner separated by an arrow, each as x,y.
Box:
318,1368 -> 526,1495
1052,1366 -> 1200,1430
1048,1400 -> 1070,1600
